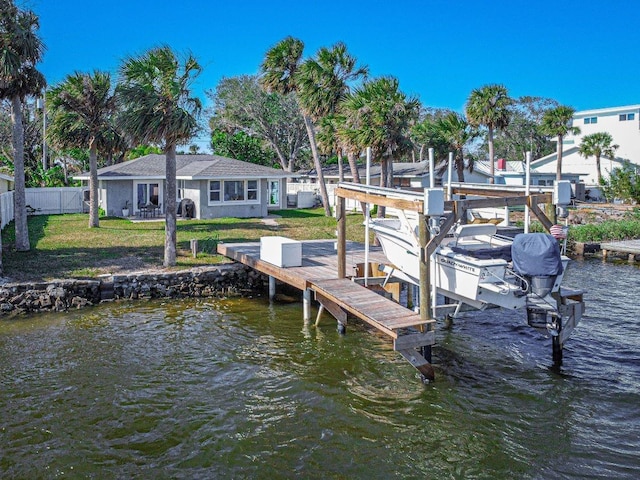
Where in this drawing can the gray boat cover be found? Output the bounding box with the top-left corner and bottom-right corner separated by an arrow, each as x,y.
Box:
511,233 -> 563,277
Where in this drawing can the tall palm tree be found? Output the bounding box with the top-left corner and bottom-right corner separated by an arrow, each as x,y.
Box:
298,42 -> 368,187
0,0 -> 46,252
339,77 -> 419,215
261,37 -> 332,215
117,46 -> 202,267
47,71 -> 116,228
435,111 -> 478,182
539,105 -> 580,182
578,132 -> 619,185
465,84 -> 512,184
261,38 -> 367,216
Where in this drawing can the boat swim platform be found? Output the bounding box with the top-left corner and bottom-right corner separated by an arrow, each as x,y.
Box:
217,239 -> 436,380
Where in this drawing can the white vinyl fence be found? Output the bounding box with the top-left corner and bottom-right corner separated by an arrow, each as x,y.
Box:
287,182 -> 365,212
0,191 -> 14,230
0,187 -> 87,230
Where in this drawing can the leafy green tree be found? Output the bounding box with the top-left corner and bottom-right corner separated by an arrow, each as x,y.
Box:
435,111 -> 478,182
340,76 -> 419,214
207,75 -> 308,171
491,96 -> 558,162
127,144 -> 163,159
465,84 -> 512,183
539,105 -> 580,181
47,71 -> 116,227
117,46 -> 202,267
210,128 -> 276,166
0,99 -> 54,186
0,0 -> 46,252
599,162 -> 640,203
579,132 -> 619,185
410,107 -> 451,163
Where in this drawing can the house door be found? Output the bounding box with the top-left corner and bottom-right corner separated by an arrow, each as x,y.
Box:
135,182 -> 162,211
268,179 -> 280,207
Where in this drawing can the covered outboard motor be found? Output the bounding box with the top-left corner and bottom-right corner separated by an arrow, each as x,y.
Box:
512,233 -> 563,297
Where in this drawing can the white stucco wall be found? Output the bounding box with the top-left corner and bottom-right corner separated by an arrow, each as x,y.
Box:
564,105 -> 640,163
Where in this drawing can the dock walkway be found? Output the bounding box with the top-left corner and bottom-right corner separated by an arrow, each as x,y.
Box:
218,239 -> 436,380
600,239 -> 640,262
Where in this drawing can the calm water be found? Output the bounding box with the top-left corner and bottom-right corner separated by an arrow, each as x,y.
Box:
1,258 -> 639,479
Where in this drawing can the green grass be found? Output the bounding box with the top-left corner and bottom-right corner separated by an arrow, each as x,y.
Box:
1,210 -> 369,281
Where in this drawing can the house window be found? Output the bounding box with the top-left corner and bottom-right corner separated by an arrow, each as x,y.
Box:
584,116 -> 598,124
224,180 -> 245,201
619,113 -> 635,121
177,180 -> 186,200
209,180 -> 260,204
209,181 -> 221,202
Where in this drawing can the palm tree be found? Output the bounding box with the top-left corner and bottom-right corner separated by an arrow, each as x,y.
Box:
465,84 -> 512,184
260,37 -> 332,215
117,46 -> 202,267
578,132 -> 619,185
339,77 -> 419,215
0,0 -> 46,252
261,38 -> 367,216
539,105 -> 580,182
435,111 -> 478,182
47,71 -> 116,228
298,42 -> 368,186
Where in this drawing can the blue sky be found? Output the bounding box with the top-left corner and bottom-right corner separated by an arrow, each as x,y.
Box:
31,0 -> 639,149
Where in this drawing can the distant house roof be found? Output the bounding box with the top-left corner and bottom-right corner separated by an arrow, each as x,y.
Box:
298,160 -> 436,180
74,154 -> 290,181
573,104 -> 640,117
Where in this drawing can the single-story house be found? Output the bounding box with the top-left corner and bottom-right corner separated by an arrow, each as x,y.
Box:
295,160 -> 444,188
472,159 -> 582,187
74,154 -> 290,218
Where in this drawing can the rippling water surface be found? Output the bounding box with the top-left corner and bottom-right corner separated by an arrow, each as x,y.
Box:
1,258 -> 639,479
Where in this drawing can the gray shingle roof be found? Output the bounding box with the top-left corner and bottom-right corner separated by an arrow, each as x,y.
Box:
77,154 -> 290,180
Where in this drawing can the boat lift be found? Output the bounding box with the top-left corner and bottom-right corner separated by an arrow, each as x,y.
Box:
334,180 -> 584,375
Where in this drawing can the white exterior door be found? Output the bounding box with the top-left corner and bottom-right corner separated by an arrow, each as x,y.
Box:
268,179 -> 280,207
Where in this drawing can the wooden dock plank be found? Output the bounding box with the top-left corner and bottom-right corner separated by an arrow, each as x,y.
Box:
310,278 -> 434,339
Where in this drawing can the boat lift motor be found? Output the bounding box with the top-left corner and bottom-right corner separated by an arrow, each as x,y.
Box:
554,180 -> 572,218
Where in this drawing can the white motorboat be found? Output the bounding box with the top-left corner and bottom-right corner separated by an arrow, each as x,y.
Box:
368,215 -> 584,358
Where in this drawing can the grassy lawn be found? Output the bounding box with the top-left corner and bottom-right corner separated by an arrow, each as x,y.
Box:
1,209 -> 369,281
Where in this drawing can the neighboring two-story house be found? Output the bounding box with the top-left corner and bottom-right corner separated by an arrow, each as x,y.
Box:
532,104 -> 640,191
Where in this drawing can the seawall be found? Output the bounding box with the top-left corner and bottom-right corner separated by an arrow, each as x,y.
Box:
0,263 -> 268,316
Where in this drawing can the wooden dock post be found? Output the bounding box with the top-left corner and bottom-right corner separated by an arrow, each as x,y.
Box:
336,195 -> 346,279
418,214 -> 432,322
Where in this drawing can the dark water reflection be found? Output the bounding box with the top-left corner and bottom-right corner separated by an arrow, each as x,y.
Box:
1,258 -> 639,478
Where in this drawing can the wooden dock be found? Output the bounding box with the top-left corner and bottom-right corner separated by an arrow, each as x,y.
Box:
217,239 -> 436,380
600,239 -> 640,262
